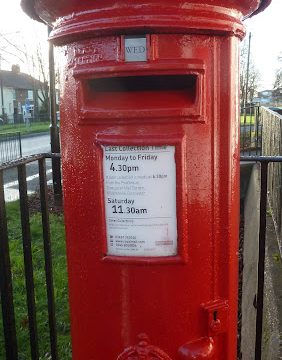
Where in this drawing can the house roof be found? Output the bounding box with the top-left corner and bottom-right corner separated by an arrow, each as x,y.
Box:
0,70 -> 45,90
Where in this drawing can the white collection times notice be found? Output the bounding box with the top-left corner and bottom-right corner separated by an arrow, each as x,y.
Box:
102,145 -> 177,257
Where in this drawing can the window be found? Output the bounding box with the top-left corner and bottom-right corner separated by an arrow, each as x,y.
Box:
27,90 -> 34,100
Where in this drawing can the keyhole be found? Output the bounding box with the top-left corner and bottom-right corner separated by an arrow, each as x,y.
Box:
213,311 -> 218,321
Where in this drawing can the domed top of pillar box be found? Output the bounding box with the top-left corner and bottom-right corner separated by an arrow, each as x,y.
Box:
21,0 -> 271,44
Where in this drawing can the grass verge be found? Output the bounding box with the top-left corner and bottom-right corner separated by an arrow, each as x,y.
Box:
0,200 -> 71,359
0,122 -> 50,136
240,115 -> 256,125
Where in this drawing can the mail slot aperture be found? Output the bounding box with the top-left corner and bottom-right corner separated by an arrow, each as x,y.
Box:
79,73 -> 203,121
86,74 -> 196,106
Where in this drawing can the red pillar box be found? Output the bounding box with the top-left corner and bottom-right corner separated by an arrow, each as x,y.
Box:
21,1 -> 271,359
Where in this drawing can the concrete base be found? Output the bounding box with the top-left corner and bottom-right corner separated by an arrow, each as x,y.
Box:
240,163 -> 282,360
241,163 -> 260,360
262,215 -> 282,360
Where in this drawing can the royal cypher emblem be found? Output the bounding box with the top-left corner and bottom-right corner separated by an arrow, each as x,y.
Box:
117,333 -> 172,360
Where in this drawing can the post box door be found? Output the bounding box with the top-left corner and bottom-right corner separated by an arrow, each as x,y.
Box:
61,32 -> 239,359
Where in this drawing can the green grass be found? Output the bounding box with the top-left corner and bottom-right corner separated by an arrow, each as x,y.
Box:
0,122 -> 50,136
272,252 -> 281,263
240,115 -> 256,125
0,201 -> 71,359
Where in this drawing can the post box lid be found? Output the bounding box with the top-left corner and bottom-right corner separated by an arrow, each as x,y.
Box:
249,0 -> 271,17
21,0 -> 271,22
20,0 -> 272,44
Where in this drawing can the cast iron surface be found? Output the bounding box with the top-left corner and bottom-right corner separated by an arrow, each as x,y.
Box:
20,0 -> 271,45
18,1 -> 272,359
49,30 -> 241,359
21,0 -> 271,22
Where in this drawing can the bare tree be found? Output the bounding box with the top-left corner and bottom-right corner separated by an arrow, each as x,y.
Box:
33,46 -> 49,113
0,30 -> 50,117
240,35 -> 261,107
272,54 -> 282,105
273,53 -> 282,89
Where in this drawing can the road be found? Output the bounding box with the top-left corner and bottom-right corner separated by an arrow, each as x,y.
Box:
240,124 -> 261,134
3,133 -> 53,202
21,133 -> 51,156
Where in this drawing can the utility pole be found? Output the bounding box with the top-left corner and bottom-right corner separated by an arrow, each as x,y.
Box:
48,26 -> 62,204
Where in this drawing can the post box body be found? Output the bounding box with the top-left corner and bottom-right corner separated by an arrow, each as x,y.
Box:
21,0 -> 270,359
61,32 -> 240,360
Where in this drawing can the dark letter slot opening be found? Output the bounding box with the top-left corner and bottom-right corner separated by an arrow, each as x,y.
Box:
81,74 -> 199,113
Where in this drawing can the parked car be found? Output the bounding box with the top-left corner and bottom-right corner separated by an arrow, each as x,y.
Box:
268,107 -> 282,115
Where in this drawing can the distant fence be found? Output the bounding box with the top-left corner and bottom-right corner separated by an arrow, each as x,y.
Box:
240,105 -> 261,155
4,113 -> 50,124
261,106 -> 282,254
0,132 -> 22,164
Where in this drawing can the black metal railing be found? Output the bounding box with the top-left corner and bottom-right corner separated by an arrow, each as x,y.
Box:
240,155 -> 282,360
240,105 -> 261,155
0,153 -> 61,360
0,132 -> 22,164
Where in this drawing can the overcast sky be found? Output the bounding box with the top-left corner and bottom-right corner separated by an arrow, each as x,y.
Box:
244,0 -> 282,89
0,0 -> 281,90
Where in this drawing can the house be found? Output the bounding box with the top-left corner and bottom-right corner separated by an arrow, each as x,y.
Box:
272,87 -> 282,106
252,88 -> 282,107
0,65 -> 48,123
253,89 -> 273,105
